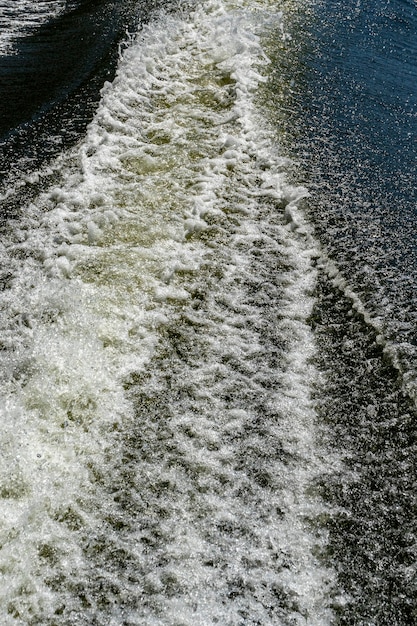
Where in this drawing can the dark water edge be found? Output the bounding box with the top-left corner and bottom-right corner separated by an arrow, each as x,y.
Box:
300,3 -> 417,622
0,0 -> 161,213
261,1 -> 417,622
270,0 -> 417,378
311,272 -> 417,625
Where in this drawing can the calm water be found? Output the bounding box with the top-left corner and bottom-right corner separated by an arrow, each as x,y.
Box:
0,0 -> 416,624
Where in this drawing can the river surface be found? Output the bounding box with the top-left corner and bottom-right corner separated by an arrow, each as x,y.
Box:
0,0 -> 416,624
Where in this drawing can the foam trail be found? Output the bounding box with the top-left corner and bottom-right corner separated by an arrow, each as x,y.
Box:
0,0 -> 337,623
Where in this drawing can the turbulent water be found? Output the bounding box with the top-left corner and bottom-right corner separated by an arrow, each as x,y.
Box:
0,0 -> 416,624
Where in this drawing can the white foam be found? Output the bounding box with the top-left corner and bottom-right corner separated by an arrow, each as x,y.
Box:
0,0 -> 338,622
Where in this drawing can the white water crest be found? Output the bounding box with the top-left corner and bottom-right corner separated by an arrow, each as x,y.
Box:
0,0 -> 337,623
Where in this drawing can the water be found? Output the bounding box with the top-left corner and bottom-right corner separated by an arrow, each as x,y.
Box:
0,0 -> 149,188
0,0 -> 67,54
0,0 -> 416,624
278,0 -> 417,389
271,0 -> 417,622
0,0 -> 335,624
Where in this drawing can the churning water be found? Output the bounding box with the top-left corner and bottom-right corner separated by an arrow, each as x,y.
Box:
0,0 -> 416,624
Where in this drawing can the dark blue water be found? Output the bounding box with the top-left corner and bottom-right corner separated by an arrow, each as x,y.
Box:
295,0 -> 417,372
284,1 -> 417,622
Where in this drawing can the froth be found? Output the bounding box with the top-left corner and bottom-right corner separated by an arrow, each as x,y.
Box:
0,0 -> 337,623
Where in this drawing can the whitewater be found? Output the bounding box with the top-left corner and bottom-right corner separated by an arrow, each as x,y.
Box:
0,0 -> 340,623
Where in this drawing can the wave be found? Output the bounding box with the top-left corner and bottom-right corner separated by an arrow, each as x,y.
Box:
0,0 -> 337,624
